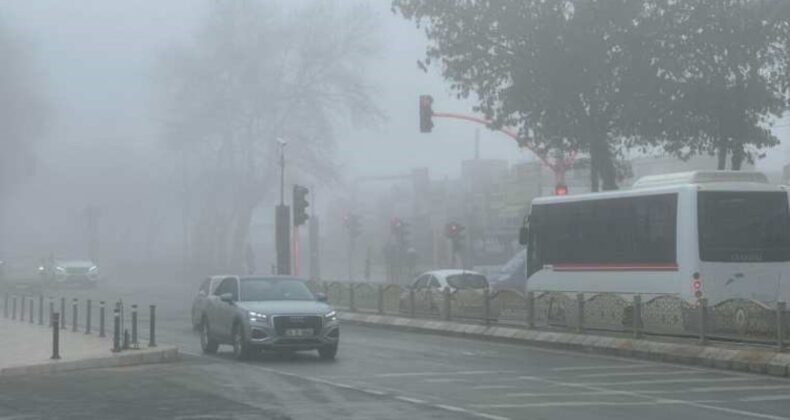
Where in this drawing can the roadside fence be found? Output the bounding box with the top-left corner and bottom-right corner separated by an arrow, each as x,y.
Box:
309,281 -> 789,351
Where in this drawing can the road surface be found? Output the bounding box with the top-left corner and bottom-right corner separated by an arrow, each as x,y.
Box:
3,270 -> 790,420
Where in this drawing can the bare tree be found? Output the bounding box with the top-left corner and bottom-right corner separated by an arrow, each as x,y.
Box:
158,0 -> 382,272
0,22 -> 49,253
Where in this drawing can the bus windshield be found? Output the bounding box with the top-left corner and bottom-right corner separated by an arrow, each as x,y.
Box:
698,191 -> 790,262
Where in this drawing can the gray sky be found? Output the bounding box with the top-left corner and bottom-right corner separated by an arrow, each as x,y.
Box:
1,0 -> 532,184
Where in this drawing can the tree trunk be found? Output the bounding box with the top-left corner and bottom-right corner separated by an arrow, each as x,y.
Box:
716,137 -> 727,170
730,144 -> 744,171
229,203 -> 255,273
590,133 -> 618,191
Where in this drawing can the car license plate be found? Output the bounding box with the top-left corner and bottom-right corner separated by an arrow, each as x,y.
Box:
285,328 -> 313,337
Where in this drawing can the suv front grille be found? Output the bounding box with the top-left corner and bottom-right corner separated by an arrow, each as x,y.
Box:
273,315 -> 322,336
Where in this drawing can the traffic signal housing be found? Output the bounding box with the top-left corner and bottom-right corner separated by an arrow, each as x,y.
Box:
554,183 -> 568,196
390,217 -> 411,247
419,95 -> 434,133
445,222 -> 466,255
293,185 -> 310,226
344,213 -> 362,238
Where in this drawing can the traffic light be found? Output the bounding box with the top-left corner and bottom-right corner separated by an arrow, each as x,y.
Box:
390,217 -> 410,247
344,213 -> 362,238
293,185 -> 309,226
554,183 -> 568,196
445,222 -> 466,255
419,95 -> 434,133
390,217 -> 403,234
444,222 -> 465,239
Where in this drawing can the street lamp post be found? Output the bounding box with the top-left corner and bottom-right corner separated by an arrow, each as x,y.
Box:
275,138 -> 291,275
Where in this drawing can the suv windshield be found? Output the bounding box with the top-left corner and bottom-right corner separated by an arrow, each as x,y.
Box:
698,191 -> 790,262
239,278 -> 315,302
446,273 -> 488,289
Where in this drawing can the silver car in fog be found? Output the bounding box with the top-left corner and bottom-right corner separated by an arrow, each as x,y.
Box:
198,276 -> 339,360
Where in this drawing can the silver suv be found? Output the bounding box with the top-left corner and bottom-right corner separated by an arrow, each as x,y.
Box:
198,276 -> 339,360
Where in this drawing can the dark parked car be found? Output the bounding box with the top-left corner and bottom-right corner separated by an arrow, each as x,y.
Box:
198,276 -> 340,360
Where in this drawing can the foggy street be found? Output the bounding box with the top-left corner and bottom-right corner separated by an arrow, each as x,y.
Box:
1,271 -> 787,420
5,1 -> 790,419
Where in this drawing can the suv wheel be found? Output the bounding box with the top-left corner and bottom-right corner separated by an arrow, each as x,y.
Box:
231,323 -> 251,360
200,318 -> 218,354
318,343 -> 338,360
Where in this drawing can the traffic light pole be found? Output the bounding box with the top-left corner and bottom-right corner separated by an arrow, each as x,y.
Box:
292,226 -> 300,276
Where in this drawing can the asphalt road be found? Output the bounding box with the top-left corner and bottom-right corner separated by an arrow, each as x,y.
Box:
5,270 -> 790,420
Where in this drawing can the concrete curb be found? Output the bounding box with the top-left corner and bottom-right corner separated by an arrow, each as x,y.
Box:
340,312 -> 790,378
0,346 -> 179,378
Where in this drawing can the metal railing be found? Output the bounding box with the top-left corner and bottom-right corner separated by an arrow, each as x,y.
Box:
308,281 -> 789,352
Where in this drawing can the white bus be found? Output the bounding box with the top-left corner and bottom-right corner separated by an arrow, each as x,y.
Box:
523,171 -> 790,304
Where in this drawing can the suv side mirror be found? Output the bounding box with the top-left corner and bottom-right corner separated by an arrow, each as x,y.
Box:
315,292 -> 328,303
219,293 -> 234,303
519,226 -> 529,246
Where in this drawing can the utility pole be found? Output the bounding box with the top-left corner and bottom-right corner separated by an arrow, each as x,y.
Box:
275,138 -> 291,275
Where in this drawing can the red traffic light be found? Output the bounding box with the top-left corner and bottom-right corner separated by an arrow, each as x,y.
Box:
554,183 -> 568,196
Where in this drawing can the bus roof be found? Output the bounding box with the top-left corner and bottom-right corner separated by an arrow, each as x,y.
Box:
533,171 -> 785,206
632,170 -> 768,188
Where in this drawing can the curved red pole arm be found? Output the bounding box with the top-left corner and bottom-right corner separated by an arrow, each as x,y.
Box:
431,112 -> 575,181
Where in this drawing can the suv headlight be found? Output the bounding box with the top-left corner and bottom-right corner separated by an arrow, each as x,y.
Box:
248,311 -> 268,323
55,266 -> 65,272
324,310 -> 337,322
88,266 -> 98,272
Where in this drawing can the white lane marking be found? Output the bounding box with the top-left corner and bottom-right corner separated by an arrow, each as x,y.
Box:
473,385 -> 522,390
432,404 -> 509,420
474,400 -> 726,409
423,378 -> 469,383
551,364 -> 653,371
577,369 -> 699,378
377,370 -> 500,378
567,376 -> 756,386
507,385 -> 790,398
394,396 -> 427,404
517,375 -> 790,420
740,395 -> 790,402
181,352 -> 511,420
687,385 -> 790,393
507,390 -> 626,398
362,389 -> 387,396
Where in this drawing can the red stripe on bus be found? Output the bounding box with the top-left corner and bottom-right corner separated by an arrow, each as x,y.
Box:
553,263 -> 678,272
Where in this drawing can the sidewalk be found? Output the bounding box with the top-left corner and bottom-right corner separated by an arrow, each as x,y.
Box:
340,311 -> 790,378
0,318 -> 178,377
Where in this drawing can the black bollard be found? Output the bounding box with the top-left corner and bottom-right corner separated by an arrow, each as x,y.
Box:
20,296 -> 25,322
3,293 -> 7,319
148,305 -> 156,347
29,297 -> 34,324
11,296 -> 16,320
112,303 -> 121,353
131,304 -> 138,348
72,298 -> 78,333
51,313 -> 61,360
85,299 -> 92,334
49,298 -> 54,327
99,301 -> 106,338
123,329 -> 130,350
